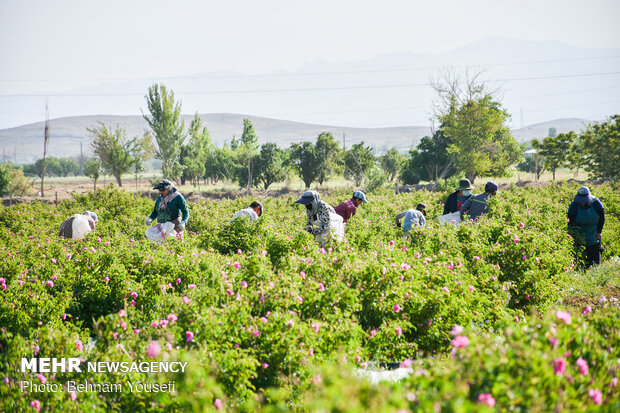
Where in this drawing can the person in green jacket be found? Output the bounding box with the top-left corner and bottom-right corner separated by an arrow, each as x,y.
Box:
145,179 -> 190,233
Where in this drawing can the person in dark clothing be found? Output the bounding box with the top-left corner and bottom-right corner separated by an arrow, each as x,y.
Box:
443,179 -> 474,215
567,186 -> 605,268
146,179 -> 190,233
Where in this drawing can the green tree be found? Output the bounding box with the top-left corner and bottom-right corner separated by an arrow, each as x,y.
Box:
143,84 -> 186,179
531,132 -> 574,180
205,146 -> 236,184
84,158 -> 102,192
59,158 -> 80,177
413,130 -> 455,185
344,142 -> 375,186
88,122 -> 152,187
380,148 -> 406,182
517,151 -> 545,181
289,141 -> 320,188
399,149 -> 422,185
233,119 -> 260,191
30,157 -> 62,177
0,164 -> 10,196
315,132 -> 342,185
254,143 -> 286,190
180,114 -> 212,187
580,115 -> 620,180
432,69 -> 522,183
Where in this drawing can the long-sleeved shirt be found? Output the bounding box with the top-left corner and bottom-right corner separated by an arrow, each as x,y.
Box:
567,199 -> 605,245
334,199 -> 358,223
149,191 -> 190,224
230,208 -> 259,223
306,200 -> 337,234
395,209 -> 426,232
443,192 -> 471,215
460,192 -> 491,221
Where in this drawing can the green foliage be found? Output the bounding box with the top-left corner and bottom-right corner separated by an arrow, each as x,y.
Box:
0,164 -> 10,196
433,70 -> 522,183
0,184 -> 618,411
254,143 -> 287,190
289,141 -> 320,188
580,114 -> 620,180
410,130 -> 455,184
143,84 -> 186,179
532,132 -> 575,180
88,121 -> 152,187
24,157 -> 78,178
380,147 -> 406,182
315,132 -> 343,185
180,113 -> 212,186
344,142 -> 375,186
84,157 -> 102,191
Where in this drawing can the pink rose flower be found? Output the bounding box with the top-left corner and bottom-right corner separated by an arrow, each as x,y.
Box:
556,310 -> 572,325
75,339 -> 83,352
451,335 -> 469,348
30,400 -> 41,412
582,306 -> 592,315
478,393 -> 495,407
393,304 -> 402,313
186,331 -> 195,342
553,357 -> 566,375
146,341 -> 161,358
214,398 -> 223,410
576,357 -> 589,376
395,326 -> 402,336
588,388 -> 602,405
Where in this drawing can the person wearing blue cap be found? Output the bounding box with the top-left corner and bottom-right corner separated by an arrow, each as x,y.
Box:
334,191 -> 368,223
460,181 -> 498,221
567,186 -> 605,267
145,179 -> 190,233
295,190 -> 344,243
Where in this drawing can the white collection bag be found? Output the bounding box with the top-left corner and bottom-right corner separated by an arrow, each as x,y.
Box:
145,222 -> 178,244
71,214 -> 94,240
438,211 -> 461,226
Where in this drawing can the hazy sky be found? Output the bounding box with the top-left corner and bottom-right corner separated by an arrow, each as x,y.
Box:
1,0 -> 619,128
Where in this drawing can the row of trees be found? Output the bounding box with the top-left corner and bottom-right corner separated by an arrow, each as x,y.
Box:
518,115 -> 619,181
33,74 -> 617,194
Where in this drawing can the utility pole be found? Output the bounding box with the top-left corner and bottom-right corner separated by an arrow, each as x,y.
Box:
41,102 -> 50,197
79,141 -> 84,175
342,133 -> 346,150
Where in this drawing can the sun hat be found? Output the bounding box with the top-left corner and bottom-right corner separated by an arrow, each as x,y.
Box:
574,186 -> 594,204
485,181 -> 498,193
294,190 -> 319,204
454,179 -> 474,191
353,191 -> 368,203
153,179 -> 173,191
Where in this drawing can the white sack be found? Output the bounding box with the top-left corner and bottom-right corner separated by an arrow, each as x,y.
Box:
438,211 -> 461,226
145,222 -> 178,244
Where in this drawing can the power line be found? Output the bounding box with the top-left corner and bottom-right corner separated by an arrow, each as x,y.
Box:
1,55 -> 619,83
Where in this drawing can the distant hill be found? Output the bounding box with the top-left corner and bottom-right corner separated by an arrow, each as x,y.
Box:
0,114 -> 594,164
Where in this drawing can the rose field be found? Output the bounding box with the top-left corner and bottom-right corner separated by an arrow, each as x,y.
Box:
1,182 -> 619,412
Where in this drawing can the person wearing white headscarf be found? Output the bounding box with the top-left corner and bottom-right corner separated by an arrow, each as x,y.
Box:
59,211 -> 99,240
294,190 -> 344,243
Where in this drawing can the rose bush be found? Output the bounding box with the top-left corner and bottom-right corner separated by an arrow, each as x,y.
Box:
0,183 -> 618,411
